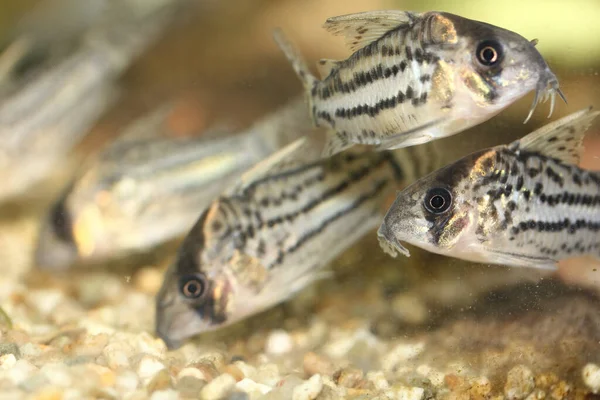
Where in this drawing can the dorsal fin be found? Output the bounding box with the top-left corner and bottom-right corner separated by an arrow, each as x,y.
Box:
234,132 -> 326,193
316,59 -> 339,79
514,106 -> 599,165
323,11 -> 417,53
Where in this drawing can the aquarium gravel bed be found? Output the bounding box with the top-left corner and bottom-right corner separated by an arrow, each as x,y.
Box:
0,214 -> 599,400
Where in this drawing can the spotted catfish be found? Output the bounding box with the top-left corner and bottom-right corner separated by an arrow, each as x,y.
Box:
274,10 -> 565,156
378,107 -> 600,269
155,134 -> 447,348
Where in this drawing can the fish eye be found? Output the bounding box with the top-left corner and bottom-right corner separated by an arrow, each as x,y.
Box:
424,188 -> 452,214
476,40 -> 503,67
179,274 -> 207,300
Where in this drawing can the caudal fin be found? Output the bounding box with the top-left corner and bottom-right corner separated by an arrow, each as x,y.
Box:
272,28 -> 319,92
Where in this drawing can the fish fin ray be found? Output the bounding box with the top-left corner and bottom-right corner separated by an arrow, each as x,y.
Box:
323,10 -> 416,52
483,248 -> 558,270
321,129 -> 355,157
515,106 -> 599,165
273,28 -> 318,91
374,117 -> 447,150
316,58 -> 339,79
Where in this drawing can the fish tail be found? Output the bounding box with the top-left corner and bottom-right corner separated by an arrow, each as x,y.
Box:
273,28 -> 319,120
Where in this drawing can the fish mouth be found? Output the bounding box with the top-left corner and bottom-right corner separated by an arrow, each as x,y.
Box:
377,223 -> 411,258
523,74 -> 568,124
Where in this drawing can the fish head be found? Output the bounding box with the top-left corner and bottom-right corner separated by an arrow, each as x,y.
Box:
155,201 -> 266,349
35,195 -> 80,270
378,150 -> 486,258
424,12 -> 565,120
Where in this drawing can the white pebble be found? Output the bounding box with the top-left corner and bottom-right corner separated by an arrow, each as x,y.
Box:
200,373 -> 236,400
265,330 -> 293,355
0,354 -> 16,370
137,356 -> 166,381
382,342 -> 425,372
41,363 -> 73,387
366,371 -> 390,390
385,386 -> 425,400
236,378 -> 272,398
134,331 -> 167,358
583,363 -> 600,393
150,389 -> 180,400
103,342 -> 133,369
115,370 -> 140,395
27,289 -> 65,316
177,367 -> 208,381
292,374 -> 323,400
233,361 -> 257,380
19,343 -> 43,358
256,364 -> 280,387
6,359 -> 38,385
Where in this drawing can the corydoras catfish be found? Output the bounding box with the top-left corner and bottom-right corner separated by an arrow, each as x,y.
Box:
35,97 -> 313,270
378,107 -> 600,269
155,136 -> 447,348
274,10 -> 565,156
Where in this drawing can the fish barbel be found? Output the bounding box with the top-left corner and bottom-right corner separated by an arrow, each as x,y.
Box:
35,97 -> 313,270
154,134 -> 449,348
274,10 -> 565,156
378,107 -> 600,269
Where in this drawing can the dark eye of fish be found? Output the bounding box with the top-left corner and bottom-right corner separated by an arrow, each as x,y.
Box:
424,188 -> 452,214
179,274 -> 207,300
50,200 -> 74,243
476,40 -> 503,67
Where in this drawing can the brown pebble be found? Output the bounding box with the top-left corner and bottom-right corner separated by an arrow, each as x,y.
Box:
445,374 -> 466,391
187,361 -> 219,382
535,373 -> 560,389
467,378 -> 492,400
222,364 -> 245,382
303,352 -> 335,377
147,368 -> 172,392
333,368 -> 364,388
550,381 -> 572,400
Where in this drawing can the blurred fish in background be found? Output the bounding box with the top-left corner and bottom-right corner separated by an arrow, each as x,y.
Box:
0,0 -> 196,201
35,96 -> 313,270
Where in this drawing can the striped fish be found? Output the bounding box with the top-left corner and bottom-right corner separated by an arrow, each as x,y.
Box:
155,136 -> 446,348
274,10 -> 565,156
35,97 -> 313,270
378,107 -> 600,270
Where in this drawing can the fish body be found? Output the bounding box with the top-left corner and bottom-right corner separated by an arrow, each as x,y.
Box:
0,0 -> 188,200
378,107 -> 600,269
155,136 -> 440,347
274,10 -> 565,156
35,97 -> 313,270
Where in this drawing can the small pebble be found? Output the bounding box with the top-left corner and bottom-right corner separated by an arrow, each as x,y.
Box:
292,374 -> 323,400
0,343 -> 20,358
505,365 -> 535,400
333,367 -> 364,388
366,371 -> 390,391
256,364 -> 280,387
265,330 -> 293,355
0,353 -> 17,369
176,376 -> 206,397
234,378 -> 271,399
115,370 -> 139,395
583,363 -> 600,393
303,352 -> 335,377
40,363 -> 72,387
391,294 -> 428,325
6,359 -> 38,385
385,385 -> 424,400
200,373 -> 236,400
147,368 -> 172,392
149,389 -> 180,400
136,356 -> 166,382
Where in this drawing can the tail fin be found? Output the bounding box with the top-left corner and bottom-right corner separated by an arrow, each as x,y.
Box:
272,28 -> 319,92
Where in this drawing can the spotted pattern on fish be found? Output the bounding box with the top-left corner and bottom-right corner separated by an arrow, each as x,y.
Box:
453,147 -> 600,260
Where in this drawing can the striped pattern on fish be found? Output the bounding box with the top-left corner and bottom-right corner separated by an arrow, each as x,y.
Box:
378,107 -> 600,270
274,10 -> 565,156
155,136 -> 449,347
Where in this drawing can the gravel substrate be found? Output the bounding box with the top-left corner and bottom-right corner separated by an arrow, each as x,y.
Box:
0,215 -> 599,400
